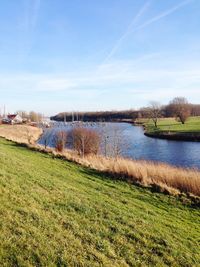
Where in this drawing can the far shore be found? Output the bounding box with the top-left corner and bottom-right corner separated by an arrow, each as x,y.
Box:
144,131 -> 200,142
135,116 -> 200,142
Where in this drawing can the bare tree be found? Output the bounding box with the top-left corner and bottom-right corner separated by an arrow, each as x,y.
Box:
146,102 -> 162,128
101,124 -> 128,158
101,124 -> 112,157
111,126 -> 124,158
168,97 -> 191,124
29,111 -> 43,123
69,127 -> 100,157
42,129 -> 53,149
54,131 -> 67,152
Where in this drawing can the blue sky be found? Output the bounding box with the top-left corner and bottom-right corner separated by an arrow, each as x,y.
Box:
0,0 -> 200,115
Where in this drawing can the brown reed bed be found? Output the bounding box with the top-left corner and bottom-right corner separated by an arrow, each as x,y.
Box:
60,152 -> 200,197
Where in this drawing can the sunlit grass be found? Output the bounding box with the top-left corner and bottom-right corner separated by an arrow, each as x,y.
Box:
0,138 -> 200,266
146,116 -> 200,133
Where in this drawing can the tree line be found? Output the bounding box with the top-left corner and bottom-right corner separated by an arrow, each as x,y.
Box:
51,98 -> 200,123
51,110 -> 138,122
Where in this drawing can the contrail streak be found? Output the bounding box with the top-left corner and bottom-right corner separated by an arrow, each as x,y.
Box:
134,0 -> 194,32
103,0 -> 194,63
103,1 -> 151,63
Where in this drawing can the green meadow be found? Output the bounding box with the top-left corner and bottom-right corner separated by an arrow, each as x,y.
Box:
0,138 -> 200,266
146,116 -> 200,134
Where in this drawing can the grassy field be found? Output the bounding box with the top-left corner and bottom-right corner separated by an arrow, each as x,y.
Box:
0,138 -> 200,266
145,116 -> 200,134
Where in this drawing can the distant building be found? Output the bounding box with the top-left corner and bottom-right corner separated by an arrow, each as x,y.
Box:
2,114 -> 23,125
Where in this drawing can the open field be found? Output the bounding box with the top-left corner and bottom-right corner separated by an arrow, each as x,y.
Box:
145,116 -> 200,134
0,138 -> 200,266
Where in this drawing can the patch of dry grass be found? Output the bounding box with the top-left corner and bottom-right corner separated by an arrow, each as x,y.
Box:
0,125 -> 42,144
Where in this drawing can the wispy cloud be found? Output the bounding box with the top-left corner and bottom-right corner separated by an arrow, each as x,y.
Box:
1,55 -> 200,113
103,0 -> 194,63
1,56 -> 200,94
103,1 -> 151,63
134,0 -> 194,32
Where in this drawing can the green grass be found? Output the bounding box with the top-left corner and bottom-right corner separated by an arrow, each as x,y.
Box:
146,116 -> 200,134
0,138 -> 200,267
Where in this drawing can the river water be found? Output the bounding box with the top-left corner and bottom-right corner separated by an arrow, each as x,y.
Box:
38,122 -> 200,169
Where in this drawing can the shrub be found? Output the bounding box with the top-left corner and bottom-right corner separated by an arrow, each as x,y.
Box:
69,127 -> 100,156
54,131 -> 67,152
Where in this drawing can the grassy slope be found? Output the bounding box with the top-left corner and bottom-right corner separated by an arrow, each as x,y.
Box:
0,138 -> 200,267
146,116 -> 200,134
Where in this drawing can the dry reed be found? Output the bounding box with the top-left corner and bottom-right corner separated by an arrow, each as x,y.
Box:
0,125 -> 42,144
64,153 -> 200,196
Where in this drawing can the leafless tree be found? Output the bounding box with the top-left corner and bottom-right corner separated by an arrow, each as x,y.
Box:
101,124 -> 128,158
101,124 -> 112,157
111,126 -> 124,157
69,127 -> 100,157
42,129 -> 53,149
146,101 -> 162,128
168,97 -> 191,124
29,111 -> 43,123
54,131 -> 67,152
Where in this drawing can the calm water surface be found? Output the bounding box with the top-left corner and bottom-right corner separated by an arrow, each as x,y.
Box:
39,122 -> 200,169
122,124 -> 200,169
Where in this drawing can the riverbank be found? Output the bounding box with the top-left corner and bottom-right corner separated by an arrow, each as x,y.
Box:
0,137 -> 200,266
0,125 -> 200,198
144,117 -> 200,142
144,131 -> 200,141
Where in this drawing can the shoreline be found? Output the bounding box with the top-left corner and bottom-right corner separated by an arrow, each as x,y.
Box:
144,131 -> 200,142
1,136 -> 200,200
0,125 -> 200,199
